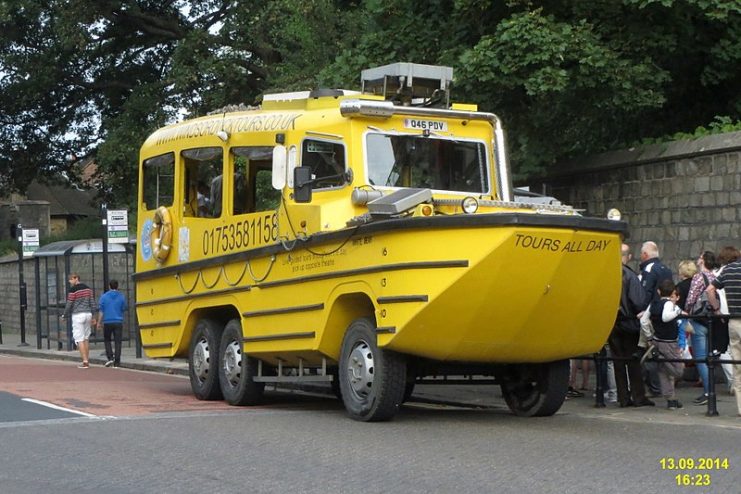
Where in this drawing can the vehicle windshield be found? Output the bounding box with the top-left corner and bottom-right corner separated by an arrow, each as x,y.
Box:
366,133 -> 488,194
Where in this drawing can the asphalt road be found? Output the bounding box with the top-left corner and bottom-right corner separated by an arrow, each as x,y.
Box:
0,355 -> 738,493
0,391 -> 82,422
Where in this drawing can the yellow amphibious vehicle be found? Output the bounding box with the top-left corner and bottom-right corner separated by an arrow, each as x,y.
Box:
135,63 -> 627,421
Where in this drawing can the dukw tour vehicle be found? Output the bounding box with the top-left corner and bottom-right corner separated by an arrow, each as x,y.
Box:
135,63 -> 627,421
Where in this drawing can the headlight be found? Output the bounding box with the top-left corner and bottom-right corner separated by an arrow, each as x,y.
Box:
606,208 -> 621,221
462,197 -> 479,214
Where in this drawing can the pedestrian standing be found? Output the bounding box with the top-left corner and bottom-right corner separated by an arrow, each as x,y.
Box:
675,259 -> 697,369
609,244 -> 654,407
714,246 -> 740,395
61,273 -> 95,368
638,241 -> 673,397
708,256 -> 741,416
683,250 -> 718,406
96,279 -> 128,367
640,279 -> 686,409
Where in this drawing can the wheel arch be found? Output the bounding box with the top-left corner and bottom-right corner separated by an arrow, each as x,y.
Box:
176,304 -> 242,356
318,284 -> 376,362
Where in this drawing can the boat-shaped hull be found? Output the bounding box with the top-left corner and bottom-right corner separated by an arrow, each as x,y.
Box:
136,213 -> 623,365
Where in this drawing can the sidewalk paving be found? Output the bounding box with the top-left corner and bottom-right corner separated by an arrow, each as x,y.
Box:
0,332 -> 187,376
1,331 -> 739,426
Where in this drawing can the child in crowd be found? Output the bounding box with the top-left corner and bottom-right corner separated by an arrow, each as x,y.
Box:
639,279 -> 687,409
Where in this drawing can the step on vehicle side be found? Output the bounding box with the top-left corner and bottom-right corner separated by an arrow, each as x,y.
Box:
134,62 -> 627,421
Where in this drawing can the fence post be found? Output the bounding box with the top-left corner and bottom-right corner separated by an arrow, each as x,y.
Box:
705,317 -> 719,416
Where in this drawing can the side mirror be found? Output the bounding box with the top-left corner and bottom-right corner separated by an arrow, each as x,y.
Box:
272,145 -> 287,190
293,166 -> 313,203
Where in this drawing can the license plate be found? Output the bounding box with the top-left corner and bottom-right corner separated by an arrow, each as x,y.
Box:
403,118 -> 448,132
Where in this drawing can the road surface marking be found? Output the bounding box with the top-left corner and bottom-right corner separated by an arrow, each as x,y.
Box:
22,398 -> 99,418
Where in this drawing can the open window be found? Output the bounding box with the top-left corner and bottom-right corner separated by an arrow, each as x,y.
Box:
142,153 -> 175,211
300,139 -> 346,190
232,146 -> 281,214
182,147 -> 223,218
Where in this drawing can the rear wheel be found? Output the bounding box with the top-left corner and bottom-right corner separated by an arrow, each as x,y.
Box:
189,319 -> 223,401
219,319 -> 265,406
500,360 -> 569,417
339,317 -> 406,421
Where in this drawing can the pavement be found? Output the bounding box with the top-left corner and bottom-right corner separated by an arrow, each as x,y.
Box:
1,330 -> 739,427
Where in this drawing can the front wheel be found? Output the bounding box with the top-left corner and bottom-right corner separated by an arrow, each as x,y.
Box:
339,317 -> 407,422
219,319 -> 265,406
189,319 -> 223,401
500,360 -> 569,417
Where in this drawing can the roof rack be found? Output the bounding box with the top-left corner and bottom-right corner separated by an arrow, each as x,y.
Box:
361,62 -> 453,107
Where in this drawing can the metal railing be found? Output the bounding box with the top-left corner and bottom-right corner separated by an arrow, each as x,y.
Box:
590,313 -> 739,416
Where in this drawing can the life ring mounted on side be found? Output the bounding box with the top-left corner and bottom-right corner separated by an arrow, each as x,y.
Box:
152,206 -> 173,264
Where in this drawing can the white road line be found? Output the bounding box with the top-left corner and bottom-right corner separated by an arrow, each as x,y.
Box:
22,398 -> 99,418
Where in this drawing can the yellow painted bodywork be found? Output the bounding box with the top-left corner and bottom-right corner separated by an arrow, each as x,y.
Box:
135,92 -> 624,367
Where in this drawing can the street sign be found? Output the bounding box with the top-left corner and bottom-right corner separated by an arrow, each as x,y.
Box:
21,229 -> 40,257
106,209 -> 129,244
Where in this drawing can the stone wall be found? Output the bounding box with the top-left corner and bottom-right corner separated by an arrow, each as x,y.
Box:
0,255 -> 33,338
529,131 -> 741,273
0,245 -> 136,343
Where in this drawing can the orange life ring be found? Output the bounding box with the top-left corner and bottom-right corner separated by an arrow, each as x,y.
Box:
152,206 -> 173,263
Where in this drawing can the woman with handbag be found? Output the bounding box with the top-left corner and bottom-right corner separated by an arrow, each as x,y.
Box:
684,250 -> 719,406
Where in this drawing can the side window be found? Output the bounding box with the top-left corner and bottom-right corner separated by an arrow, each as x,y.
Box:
232,147 -> 280,214
182,147 -> 223,218
142,153 -> 174,211
301,139 -> 346,189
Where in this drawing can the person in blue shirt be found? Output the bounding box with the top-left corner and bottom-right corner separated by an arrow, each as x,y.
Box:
96,279 -> 128,367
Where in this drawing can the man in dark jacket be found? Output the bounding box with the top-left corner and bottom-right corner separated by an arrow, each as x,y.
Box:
609,244 -> 654,407
639,241 -> 673,303
638,241 -> 673,395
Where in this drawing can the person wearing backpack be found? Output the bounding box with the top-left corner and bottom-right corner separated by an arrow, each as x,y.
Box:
684,250 -> 719,406
608,244 -> 654,407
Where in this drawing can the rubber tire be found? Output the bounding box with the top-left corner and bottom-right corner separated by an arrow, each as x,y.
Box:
218,319 -> 265,406
500,359 -> 569,417
189,318 -> 223,401
339,317 -> 407,422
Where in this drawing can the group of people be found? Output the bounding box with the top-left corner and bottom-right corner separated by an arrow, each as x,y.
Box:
61,274 -> 128,369
603,241 -> 741,414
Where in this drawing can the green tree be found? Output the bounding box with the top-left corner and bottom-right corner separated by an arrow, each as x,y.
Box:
0,1 -> 268,205
1,0 -> 739,201
322,0 -> 741,178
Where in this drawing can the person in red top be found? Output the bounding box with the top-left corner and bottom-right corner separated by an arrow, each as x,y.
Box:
61,273 -> 95,368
